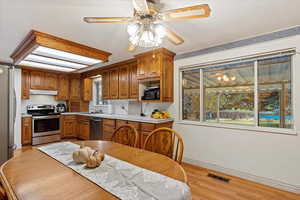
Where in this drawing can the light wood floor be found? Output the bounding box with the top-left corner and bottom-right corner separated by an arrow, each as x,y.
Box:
182,163 -> 300,200
16,143 -> 300,200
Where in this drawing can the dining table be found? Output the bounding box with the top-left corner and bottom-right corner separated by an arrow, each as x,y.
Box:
0,141 -> 188,200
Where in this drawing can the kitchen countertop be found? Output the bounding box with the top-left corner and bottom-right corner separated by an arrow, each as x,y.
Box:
61,112 -> 173,124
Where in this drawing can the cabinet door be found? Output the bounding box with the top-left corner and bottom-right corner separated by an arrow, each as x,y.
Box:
22,117 -> 32,145
69,78 -> 81,100
129,63 -> 139,99
118,65 -> 129,99
162,55 -> 174,102
148,52 -> 161,78
44,73 -> 57,90
30,71 -> 44,90
21,70 -> 30,99
63,120 -> 77,138
109,68 -> 119,99
102,71 -> 110,99
78,121 -> 90,140
83,78 -> 92,101
136,57 -> 148,79
56,75 -> 69,100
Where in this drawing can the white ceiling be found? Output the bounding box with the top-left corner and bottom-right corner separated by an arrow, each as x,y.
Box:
1,0 -> 299,71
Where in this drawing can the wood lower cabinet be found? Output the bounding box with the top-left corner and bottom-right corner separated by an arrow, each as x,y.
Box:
103,118 -> 116,141
102,118 -> 173,148
21,70 -> 30,99
61,116 -> 77,138
56,75 -> 69,100
22,117 -> 32,145
77,116 -> 90,140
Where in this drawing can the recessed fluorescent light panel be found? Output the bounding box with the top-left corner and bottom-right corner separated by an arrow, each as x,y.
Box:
25,54 -> 87,69
19,61 -> 75,72
33,46 -> 102,65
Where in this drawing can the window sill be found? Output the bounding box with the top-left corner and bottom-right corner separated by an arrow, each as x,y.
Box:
175,120 -> 297,136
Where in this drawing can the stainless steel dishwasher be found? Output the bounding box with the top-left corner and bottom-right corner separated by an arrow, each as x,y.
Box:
90,117 -> 103,140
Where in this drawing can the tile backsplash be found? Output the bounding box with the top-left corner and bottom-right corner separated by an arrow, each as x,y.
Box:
21,95 -> 65,114
89,100 -> 172,117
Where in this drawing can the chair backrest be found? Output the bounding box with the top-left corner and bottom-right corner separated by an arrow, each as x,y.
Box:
111,125 -> 139,148
0,184 -> 7,200
143,128 -> 184,164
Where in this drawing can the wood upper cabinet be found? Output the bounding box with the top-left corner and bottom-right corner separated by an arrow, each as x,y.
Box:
69,77 -> 81,100
30,71 -> 44,90
118,64 -> 129,99
56,75 -> 69,100
22,117 -> 32,145
102,70 -> 110,99
161,55 -> 174,102
21,70 -> 30,99
109,68 -> 119,99
82,78 -> 92,101
136,56 -> 148,79
129,62 -> 139,99
149,52 -> 161,78
44,73 -> 57,90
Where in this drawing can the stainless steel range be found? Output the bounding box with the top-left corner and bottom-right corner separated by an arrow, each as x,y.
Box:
27,105 -> 61,145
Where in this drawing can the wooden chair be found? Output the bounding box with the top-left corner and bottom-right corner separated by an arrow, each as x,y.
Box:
0,183 -> 7,200
143,128 -> 184,164
111,125 -> 139,148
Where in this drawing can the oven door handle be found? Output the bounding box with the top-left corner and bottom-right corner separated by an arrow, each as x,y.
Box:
33,115 -> 61,120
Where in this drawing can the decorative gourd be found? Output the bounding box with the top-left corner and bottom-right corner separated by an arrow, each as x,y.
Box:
85,151 -> 105,169
72,146 -> 95,164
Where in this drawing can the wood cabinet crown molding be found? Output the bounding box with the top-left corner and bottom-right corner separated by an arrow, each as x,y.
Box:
10,30 -> 112,72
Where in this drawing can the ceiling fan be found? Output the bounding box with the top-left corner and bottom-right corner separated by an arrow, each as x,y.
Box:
83,0 -> 211,52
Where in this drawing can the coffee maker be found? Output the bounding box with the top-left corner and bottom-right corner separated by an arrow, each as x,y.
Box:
56,103 -> 67,113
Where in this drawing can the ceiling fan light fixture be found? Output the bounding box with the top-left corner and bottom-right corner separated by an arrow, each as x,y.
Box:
127,22 -> 140,36
154,24 -> 166,38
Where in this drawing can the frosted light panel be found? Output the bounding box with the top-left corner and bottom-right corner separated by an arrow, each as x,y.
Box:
20,61 -> 75,72
33,46 -> 102,65
25,54 -> 87,69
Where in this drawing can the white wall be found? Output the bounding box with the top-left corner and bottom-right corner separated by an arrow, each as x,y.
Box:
169,35 -> 300,192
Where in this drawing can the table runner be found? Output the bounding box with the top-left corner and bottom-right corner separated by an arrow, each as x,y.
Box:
38,142 -> 191,200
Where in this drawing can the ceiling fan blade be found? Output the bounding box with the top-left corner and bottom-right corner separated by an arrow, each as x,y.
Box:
132,0 -> 150,15
164,26 -> 184,45
83,17 -> 131,23
128,42 -> 137,52
161,4 -> 211,21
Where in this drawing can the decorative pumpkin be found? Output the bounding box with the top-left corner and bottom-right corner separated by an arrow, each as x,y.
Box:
72,146 -> 95,164
85,151 -> 105,169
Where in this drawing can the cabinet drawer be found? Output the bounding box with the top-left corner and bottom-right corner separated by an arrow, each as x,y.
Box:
141,123 -> 155,132
103,119 -> 116,127
77,115 -> 90,122
63,115 -> 77,120
127,121 -> 140,130
103,132 -> 113,141
103,125 -> 115,134
156,122 -> 173,128
116,120 -> 127,128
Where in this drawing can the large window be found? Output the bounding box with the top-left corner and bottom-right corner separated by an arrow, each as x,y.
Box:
181,54 -> 293,130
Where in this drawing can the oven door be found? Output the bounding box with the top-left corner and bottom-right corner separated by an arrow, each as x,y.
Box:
32,116 -> 60,137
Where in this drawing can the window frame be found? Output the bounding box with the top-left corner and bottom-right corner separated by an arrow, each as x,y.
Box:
178,50 -> 296,135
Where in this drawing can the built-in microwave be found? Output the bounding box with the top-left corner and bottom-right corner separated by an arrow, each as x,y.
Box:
142,86 -> 160,100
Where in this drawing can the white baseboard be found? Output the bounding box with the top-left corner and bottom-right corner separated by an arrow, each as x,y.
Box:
183,157 -> 300,194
